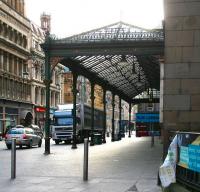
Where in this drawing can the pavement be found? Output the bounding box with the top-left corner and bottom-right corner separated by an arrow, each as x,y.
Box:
0,134 -> 163,192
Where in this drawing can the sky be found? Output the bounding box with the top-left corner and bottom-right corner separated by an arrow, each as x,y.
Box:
25,0 -> 164,38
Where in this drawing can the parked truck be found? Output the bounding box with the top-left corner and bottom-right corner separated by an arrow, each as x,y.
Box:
51,104 -> 104,144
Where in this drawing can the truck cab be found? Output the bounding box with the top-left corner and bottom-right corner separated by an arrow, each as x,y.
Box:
52,109 -> 74,144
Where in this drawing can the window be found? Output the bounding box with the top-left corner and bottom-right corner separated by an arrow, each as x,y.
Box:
35,87 -> 39,104
25,129 -> 34,134
8,129 -> 24,134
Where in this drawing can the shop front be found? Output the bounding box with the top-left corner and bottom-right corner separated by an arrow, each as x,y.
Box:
34,106 -> 46,131
0,107 -> 18,136
0,99 -> 33,137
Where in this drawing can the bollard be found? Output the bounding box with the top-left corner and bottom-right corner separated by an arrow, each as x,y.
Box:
11,138 -> 16,179
83,138 -> 89,181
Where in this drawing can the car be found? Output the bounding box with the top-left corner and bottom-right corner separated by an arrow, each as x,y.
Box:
30,124 -> 44,139
5,127 -> 42,149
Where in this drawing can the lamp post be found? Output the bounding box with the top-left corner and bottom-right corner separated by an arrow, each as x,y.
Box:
43,32 -> 51,155
42,33 -> 65,154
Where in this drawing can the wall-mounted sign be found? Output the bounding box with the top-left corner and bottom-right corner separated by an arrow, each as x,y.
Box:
35,107 -> 46,113
136,113 -> 159,123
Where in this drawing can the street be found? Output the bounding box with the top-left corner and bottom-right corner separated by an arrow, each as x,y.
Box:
0,135 -> 162,192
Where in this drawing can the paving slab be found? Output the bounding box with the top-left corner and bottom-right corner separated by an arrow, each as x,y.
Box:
0,134 -> 163,192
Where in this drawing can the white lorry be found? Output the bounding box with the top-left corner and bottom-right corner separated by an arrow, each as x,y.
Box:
51,104 -> 104,144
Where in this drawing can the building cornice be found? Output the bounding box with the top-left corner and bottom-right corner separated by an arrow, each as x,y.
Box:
0,37 -> 30,58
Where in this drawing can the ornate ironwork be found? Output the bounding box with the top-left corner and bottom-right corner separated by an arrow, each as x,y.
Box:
50,57 -> 64,73
55,22 -> 164,44
42,21 -> 164,103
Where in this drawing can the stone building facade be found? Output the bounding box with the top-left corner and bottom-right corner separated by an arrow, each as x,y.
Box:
163,0 -> 200,154
0,0 -> 32,134
0,1 -> 64,134
63,72 -> 104,109
29,18 -> 64,130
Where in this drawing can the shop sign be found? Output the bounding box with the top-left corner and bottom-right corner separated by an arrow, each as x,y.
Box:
136,113 -> 159,123
35,107 -> 46,113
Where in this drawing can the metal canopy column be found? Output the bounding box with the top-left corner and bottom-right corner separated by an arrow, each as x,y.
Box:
118,98 -> 122,140
44,35 -> 51,155
111,93 -> 115,142
128,103 -> 132,138
90,82 -> 95,146
72,72 -> 78,149
102,88 -> 106,143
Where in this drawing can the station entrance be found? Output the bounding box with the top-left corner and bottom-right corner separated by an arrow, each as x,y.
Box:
41,21 -> 164,153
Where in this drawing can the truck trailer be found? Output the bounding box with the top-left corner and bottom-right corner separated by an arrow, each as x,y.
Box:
51,104 -> 104,144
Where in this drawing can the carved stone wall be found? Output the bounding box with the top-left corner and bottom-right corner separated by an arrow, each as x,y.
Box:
163,0 -> 200,153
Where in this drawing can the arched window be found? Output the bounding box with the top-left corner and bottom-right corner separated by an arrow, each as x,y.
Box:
14,30 -> 18,44
0,22 -> 3,36
23,36 -> 27,48
10,79 -> 14,99
3,52 -> 8,71
3,23 -> 8,38
9,54 -> 12,73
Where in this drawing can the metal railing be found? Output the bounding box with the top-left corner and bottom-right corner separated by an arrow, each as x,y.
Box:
55,31 -> 164,44
176,165 -> 200,191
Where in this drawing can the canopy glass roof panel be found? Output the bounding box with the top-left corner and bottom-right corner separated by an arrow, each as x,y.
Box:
42,21 -> 164,103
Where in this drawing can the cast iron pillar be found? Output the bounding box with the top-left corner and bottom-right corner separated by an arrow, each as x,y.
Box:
128,103 -> 132,138
44,33 -> 51,155
118,98 -> 122,140
111,93 -> 115,142
102,88 -> 106,143
72,73 -> 78,149
90,82 -> 95,146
